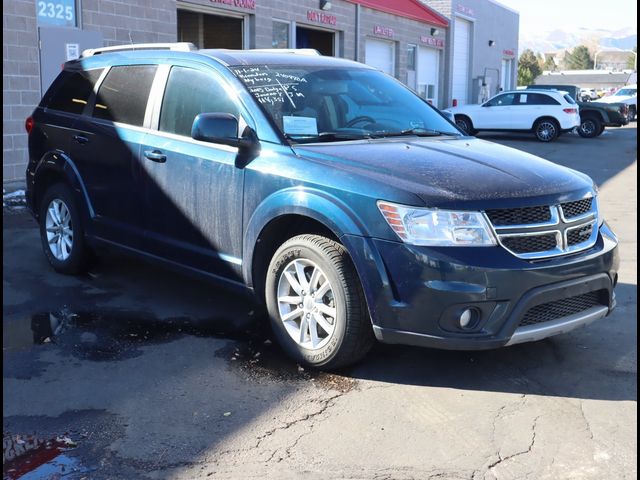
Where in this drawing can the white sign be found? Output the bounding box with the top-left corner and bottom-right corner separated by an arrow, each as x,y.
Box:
65,43 -> 80,61
283,116 -> 318,136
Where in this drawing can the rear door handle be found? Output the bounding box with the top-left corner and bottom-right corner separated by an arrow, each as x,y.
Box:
73,135 -> 89,145
144,150 -> 167,163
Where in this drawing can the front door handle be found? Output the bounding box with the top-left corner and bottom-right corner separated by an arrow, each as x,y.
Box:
144,150 -> 167,163
73,135 -> 89,145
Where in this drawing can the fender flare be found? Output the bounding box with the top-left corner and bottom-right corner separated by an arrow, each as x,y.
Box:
32,151 -> 94,220
242,187 -> 369,286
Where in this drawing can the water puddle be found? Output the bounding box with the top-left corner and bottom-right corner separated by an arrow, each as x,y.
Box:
5,307 -> 355,391
2,433 -> 92,480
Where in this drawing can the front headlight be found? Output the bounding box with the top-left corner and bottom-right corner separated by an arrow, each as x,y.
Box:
378,201 -> 497,246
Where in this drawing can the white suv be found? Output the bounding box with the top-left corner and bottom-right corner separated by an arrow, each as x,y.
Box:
598,84 -> 637,121
445,90 -> 581,142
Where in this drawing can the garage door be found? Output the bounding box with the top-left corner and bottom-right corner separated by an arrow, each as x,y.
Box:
418,47 -> 440,107
365,38 -> 395,76
452,18 -> 471,105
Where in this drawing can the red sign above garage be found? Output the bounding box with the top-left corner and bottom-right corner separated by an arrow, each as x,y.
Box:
347,0 -> 448,27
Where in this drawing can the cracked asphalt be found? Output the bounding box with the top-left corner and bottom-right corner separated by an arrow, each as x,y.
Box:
3,125 -> 637,479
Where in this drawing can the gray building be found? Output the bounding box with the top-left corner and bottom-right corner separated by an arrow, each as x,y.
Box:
422,0 -> 519,105
3,0 -> 518,182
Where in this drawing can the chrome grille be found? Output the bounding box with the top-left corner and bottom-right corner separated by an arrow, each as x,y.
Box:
485,196 -> 598,260
520,290 -> 607,326
502,234 -> 558,254
486,206 -> 551,226
561,198 -> 593,219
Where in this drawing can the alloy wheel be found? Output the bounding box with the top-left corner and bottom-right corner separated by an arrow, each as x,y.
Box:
277,258 -> 337,350
45,199 -> 73,261
537,121 -> 557,141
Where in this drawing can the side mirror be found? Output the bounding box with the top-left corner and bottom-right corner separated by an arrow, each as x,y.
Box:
191,113 -> 240,146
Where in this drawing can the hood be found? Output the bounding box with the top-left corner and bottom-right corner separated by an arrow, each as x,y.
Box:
293,137 -> 594,209
597,95 -> 634,104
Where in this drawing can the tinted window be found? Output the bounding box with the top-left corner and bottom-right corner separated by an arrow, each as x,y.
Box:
486,93 -> 516,106
43,69 -> 104,114
159,67 -> 240,137
93,65 -> 157,126
519,93 -> 560,105
564,94 -> 576,105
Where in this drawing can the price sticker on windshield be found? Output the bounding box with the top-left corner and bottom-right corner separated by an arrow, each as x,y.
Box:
283,116 -> 318,136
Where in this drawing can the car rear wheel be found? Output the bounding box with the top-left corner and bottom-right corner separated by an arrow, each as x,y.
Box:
455,116 -> 475,135
578,116 -> 602,138
628,106 -> 636,122
39,183 -> 90,275
533,119 -> 560,142
265,234 -> 374,369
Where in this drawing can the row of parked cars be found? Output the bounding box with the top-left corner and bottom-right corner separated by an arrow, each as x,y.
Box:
445,83 -> 636,142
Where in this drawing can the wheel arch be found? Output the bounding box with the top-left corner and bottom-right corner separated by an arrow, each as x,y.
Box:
243,188 -> 369,298
531,116 -> 560,130
32,151 -> 93,221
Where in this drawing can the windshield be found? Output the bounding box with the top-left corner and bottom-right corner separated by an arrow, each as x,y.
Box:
230,65 -> 461,143
615,88 -> 637,96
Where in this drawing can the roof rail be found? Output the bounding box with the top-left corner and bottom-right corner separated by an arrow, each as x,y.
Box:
248,48 -> 322,56
80,42 -> 197,58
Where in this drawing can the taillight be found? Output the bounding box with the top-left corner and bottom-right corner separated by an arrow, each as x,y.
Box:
452,99 -> 458,107
25,116 -> 34,134
563,108 -> 578,114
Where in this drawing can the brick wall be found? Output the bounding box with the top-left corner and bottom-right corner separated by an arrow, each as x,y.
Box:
2,0 -> 178,182
3,0 -> 40,181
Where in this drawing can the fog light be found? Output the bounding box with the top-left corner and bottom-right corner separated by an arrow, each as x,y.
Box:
459,309 -> 472,328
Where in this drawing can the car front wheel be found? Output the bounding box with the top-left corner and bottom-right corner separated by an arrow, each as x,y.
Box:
39,183 -> 90,274
534,119 -> 560,142
265,234 -> 374,369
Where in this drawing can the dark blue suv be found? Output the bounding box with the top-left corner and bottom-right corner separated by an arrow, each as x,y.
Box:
26,44 -> 619,369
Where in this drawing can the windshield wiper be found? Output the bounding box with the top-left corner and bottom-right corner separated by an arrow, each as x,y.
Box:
285,132 -> 373,143
372,128 -> 461,138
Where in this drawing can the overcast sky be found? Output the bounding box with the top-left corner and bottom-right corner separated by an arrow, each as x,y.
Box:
497,0 -> 637,36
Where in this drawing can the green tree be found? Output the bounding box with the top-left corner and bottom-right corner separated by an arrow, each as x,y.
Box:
518,49 -> 542,86
542,55 -> 557,72
564,45 -> 594,70
627,46 -> 637,70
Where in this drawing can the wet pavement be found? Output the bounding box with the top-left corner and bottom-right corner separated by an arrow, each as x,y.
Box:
3,125 -> 637,479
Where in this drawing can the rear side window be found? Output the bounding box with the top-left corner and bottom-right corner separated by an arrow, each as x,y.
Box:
42,69 -> 104,114
93,65 -> 157,126
521,93 -> 560,105
159,66 -> 240,137
564,94 -> 577,105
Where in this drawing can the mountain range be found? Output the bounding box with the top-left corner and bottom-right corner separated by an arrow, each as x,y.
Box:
520,27 -> 636,55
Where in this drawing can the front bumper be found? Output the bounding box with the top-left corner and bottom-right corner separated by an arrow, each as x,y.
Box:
342,222 -> 619,350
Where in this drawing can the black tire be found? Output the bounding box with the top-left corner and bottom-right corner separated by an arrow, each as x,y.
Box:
597,124 -> 606,136
455,116 -> 476,135
629,105 -> 636,122
39,183 -> 90,275
533,118 -> 560,142
578,116 -> 602,138
265,234 -> 374,369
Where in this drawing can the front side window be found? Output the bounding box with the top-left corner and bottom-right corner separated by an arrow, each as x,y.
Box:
231,65 -> 459,142
159,66 -> 240,137
485,93 -> 516,107
93,65 -> 157,126
43,69 -> 104,114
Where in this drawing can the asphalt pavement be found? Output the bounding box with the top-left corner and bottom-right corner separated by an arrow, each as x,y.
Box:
3,125 -> 637,480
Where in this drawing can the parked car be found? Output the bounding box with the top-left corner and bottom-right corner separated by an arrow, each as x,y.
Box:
528,84 -> 629,138
596,84 -> 637,122
580,88 -> 599,102
25,44 -> 619,369
445,89 -> 580,142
